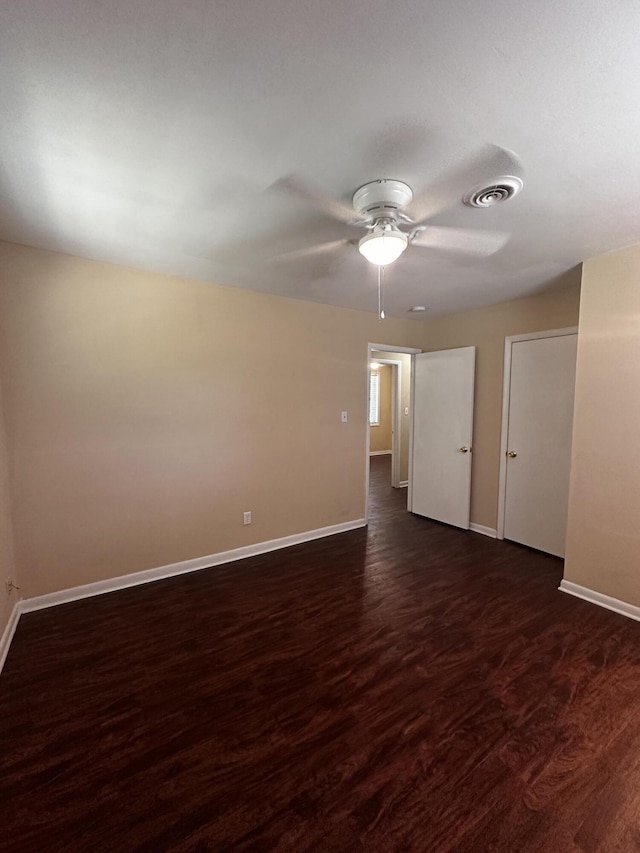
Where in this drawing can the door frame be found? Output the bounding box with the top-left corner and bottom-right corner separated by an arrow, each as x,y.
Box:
365,343 -> 421,524
497,326 -> 578,540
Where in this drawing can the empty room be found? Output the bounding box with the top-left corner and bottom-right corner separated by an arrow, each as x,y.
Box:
1,3 -> 640,851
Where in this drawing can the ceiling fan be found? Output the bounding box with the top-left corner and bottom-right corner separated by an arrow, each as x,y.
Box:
272,144 -> 524,268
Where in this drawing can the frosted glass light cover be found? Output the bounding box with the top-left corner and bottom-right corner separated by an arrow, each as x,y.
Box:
358,230 -> 408,265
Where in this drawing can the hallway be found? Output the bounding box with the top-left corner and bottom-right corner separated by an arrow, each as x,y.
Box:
368,453 -> 407,528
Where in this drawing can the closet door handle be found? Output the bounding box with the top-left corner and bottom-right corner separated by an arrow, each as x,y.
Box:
507,450 -> 517,458
459,446 -> 469,453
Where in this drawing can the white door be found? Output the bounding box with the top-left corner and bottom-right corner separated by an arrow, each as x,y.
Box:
503,333 -> 577,557
409,347 -> 475,529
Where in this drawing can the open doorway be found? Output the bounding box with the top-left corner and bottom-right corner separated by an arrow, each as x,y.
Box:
369,360 -> 398,475
366,343 -> 421,523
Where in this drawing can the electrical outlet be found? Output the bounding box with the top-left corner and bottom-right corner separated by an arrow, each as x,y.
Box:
341,411 -> 348,423
243,511 -> 252,525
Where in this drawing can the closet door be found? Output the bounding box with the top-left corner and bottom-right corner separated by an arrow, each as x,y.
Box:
503,333 -> 577,557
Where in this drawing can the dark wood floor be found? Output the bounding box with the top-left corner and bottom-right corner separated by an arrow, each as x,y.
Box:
2,456 -> 640,852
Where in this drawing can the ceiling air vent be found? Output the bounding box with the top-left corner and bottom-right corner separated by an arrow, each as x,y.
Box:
463,176 -> 523,208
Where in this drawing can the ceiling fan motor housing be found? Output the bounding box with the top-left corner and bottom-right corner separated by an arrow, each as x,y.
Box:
352,179 -> 413,221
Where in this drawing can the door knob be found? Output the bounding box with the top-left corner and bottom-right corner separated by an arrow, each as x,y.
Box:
459,446 -> 469,453
507,450 -> 517,458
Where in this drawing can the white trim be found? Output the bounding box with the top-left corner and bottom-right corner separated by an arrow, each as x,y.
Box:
497,327 -> 579,540
391,362 -> 402,488
365,343 -> 421,521
18,519 -> 367,615
559,580 -> 640,623
398,480 -> 408,488
407,354 -> 416,512
0,519 -> 368,671
369,450 -> 392,456
501,327 -> 579,346
369,343 -> 422,355
0,601 -> 22,673
469,523 -> 497,538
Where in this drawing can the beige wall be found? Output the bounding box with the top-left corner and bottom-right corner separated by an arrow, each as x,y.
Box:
0,237 -> 585,622
564,247 -> 640,606
420,269 -> 582,530
0,377 -> 16,639
0,241 -> 423,600
369,365 -> 392,453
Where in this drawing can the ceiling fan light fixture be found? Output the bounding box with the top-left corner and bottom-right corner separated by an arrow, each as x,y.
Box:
358,225 -> 408,266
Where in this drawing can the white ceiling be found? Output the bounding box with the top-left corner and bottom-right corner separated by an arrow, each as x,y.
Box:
1,1 -> 639,318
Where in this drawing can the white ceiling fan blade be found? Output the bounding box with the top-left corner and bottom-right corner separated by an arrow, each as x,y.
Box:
411,225 -> 509,257
407,144 -> 524,224
269,239 -> 351,262
271,175 -> 356,224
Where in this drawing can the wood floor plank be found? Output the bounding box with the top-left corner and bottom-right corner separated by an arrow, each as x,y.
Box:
2,456 -> 640,851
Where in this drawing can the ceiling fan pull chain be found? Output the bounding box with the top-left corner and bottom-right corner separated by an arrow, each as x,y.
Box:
378,265 -> 385,320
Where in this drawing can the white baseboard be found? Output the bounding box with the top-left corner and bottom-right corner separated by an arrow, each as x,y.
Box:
0,518 -> 367,673
18,518 -> 367,616
559,580 -> 640,623
398,481 -> 408,488
369,450 -> 392,456
0,601 -> 22,673
470,523 -> 497,539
